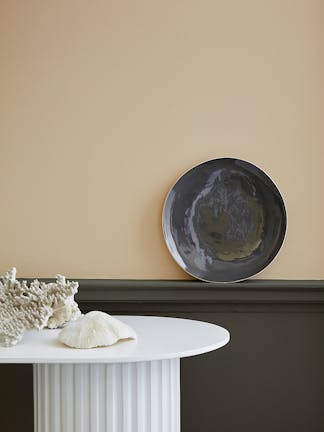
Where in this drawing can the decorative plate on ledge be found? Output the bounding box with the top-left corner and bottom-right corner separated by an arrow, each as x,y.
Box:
162,158 -> 286,283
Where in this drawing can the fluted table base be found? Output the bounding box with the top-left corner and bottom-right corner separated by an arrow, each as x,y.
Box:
33,360 -> 180,432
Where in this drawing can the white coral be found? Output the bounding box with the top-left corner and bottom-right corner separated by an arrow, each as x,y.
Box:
0,268 -> 81,347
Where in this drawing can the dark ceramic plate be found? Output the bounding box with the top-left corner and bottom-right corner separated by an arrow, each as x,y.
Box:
162,158 -> 286,282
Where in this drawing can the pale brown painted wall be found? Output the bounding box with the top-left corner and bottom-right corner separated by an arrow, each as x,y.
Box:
0,0 -> 323,279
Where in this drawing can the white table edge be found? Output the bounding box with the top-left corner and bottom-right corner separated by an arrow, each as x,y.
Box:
0,332 -> 230,363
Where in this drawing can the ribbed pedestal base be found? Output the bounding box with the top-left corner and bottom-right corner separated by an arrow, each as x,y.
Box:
33,360 -> 180,432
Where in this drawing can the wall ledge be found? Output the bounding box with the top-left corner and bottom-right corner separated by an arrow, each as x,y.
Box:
74,279 -> 324,305
21,279 -> 324,312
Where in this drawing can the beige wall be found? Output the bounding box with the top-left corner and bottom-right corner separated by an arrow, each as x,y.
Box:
0,0 -> 323,279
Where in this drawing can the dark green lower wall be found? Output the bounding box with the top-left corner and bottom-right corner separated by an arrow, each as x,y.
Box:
1,279 -> 324,432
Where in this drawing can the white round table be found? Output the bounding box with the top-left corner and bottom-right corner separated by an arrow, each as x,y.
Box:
0,316 -> 229,432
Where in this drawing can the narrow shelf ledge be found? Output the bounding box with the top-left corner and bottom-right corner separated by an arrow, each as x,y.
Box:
20,279 -> 324,307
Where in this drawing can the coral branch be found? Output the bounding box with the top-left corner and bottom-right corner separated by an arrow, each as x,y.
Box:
0,268 -> 81,346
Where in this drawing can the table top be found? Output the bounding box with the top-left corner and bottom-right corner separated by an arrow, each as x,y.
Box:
0,316 -> 229,364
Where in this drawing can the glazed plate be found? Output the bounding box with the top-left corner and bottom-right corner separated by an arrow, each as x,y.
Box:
162,158 -> 286,282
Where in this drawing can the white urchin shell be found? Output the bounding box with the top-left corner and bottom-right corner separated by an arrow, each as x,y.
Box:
58,311 -> 137,349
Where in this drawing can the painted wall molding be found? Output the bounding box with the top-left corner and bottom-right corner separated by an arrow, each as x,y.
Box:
21,279 -> 324,313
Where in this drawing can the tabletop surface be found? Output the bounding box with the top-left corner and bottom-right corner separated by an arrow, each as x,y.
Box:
0,316 -> 229,364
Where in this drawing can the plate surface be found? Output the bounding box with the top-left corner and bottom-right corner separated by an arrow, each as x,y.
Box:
162,158 -> 286,282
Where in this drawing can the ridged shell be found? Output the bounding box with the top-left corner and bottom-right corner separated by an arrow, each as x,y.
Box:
58,311 -> 137,348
